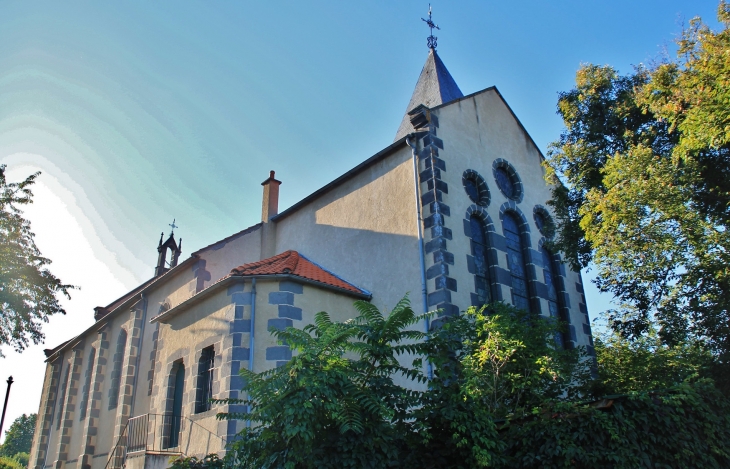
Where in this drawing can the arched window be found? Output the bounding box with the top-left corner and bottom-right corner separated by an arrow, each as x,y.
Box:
195,346 -> 215,413
79,347 -> 96,420
165,362 -> 185,449
503,212 -> 530,312
470,215 -> 493,306
108,329 -> 127,410
56,364 -> 70,430
541,246 -> 569,348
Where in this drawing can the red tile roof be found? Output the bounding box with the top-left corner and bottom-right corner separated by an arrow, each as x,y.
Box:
230,250 -> 367,296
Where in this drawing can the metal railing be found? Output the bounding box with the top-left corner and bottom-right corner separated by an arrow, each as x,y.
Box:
105,413 -> 226,469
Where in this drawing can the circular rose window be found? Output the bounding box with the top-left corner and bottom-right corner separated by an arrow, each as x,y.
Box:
462,170 -> 490,206
492,160 -> 523,202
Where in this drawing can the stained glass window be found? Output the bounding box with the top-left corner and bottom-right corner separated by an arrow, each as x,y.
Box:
463,170 -> 490,206
495,167 -> 514,199
503,213 -> 530,312
464,177 -> 479,202
470,215 -> 492,306
542,246 -> 568,348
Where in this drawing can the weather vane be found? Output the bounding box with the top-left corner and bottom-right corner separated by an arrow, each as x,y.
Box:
422,4 -> 440,50
169,218 -> 178,236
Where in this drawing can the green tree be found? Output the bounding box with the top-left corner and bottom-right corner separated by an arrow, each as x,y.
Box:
0,165 -> 74,354
220,297 -> 429,469
219,299 -> 589,468
591,327 -> 713,396
0,414 -> 36,458
415,304 -> 589,468
546,2 -> 730,366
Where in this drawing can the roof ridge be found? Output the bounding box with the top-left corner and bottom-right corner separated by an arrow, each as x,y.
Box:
193,222 -> 263,256
229,250 -> 367,295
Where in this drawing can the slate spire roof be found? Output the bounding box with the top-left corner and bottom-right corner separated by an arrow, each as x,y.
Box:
394,48 -> 464,141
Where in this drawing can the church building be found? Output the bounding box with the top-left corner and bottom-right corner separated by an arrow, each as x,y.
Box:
29,22 -> 593,469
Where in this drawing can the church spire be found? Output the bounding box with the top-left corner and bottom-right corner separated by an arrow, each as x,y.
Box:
394,6 -> 463,141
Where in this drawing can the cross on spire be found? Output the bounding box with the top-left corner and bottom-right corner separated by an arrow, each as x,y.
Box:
421,4 -> 440,50
169,218 -> 178,236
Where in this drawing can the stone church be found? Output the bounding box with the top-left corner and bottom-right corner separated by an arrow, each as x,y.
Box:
29,33 -> 594,469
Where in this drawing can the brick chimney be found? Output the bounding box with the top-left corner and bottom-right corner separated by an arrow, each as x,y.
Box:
261,170 -> 281,221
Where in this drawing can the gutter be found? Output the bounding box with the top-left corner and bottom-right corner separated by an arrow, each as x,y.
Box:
248,279 -> 256,372
246,278 -> 257,429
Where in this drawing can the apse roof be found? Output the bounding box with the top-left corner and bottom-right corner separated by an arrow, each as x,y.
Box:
394,48 -> 464,141
230,250 -> 368,296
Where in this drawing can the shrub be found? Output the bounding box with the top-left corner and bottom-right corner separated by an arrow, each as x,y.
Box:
496,381 -> 730,468
0,456 -> 23,469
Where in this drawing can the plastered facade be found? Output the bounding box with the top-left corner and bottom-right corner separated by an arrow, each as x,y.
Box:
30,64 -> 592,469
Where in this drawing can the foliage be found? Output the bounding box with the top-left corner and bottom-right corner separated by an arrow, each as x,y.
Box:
0,414 -> 36,459
219,299 -> 589,468
545,2 -> 730,364
10,453 -> 27,468
496,381 -> 730,468
0,456 -> 22,469
168,454 -> 224,469
591,326 -> 714,396
0,166 -> 74,354
456,304 -> 589,418
218,296 -> 730,466
410,304 -> 590,468
219,297 -> 430,469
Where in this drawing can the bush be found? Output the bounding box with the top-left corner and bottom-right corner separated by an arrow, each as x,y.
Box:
0,456 -> 23,469
496,381 -> 730,468
168,454 -> 224,469
11,453 -> 28,468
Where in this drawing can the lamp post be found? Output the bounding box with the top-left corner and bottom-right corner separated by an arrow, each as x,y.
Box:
0,376 -> 14,441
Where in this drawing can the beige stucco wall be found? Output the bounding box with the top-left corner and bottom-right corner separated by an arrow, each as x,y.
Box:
149,278 -> 365,447
151,286 -> 232,450
274,145 -> 425,316
249,280 -> 362,373
427,89 -> 590,346
196,225 -> 263,291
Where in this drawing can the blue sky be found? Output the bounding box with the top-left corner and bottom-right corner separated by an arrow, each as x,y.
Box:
0,0 -> 721,434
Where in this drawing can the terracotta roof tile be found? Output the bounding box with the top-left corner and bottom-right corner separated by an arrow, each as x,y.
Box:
230,250 -> 367,295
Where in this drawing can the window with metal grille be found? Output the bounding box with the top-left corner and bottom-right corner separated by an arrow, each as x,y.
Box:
503,212 -> 531,312
195,346 -> 215,413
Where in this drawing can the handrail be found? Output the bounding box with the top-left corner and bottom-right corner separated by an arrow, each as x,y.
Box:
103,413 -> 226,469
104,421 -> 129,469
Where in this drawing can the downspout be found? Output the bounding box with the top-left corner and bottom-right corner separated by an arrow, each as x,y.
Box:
246,278 -> 257,428
129,292 -> 149,417
406,135 -> 433,380
248,278 -> 257,372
